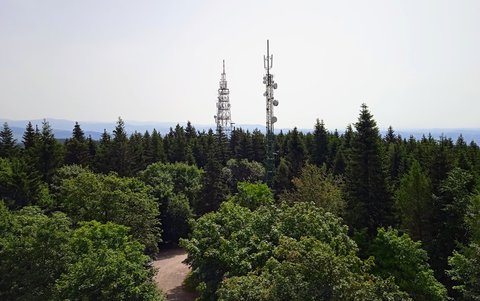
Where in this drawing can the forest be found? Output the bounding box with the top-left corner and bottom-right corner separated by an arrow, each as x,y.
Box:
1,103 -> 479,300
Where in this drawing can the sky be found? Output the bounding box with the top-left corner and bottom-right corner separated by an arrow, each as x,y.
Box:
1,0 -> 479,131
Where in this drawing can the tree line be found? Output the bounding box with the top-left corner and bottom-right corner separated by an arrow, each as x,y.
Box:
1,103 -> 479,300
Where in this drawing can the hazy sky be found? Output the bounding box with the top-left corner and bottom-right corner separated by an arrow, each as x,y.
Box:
1,0 -> 479,130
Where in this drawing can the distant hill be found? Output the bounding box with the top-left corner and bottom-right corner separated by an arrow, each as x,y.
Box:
1,118 -> 479,144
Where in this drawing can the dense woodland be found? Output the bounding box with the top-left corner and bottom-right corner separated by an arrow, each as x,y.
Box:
1,103 -> 480,300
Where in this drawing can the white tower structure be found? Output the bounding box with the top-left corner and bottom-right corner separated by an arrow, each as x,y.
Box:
263,40 -> 279,186
214,60 -> 233,135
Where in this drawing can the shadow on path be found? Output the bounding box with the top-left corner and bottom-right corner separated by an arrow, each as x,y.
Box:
153,248 -> 197,301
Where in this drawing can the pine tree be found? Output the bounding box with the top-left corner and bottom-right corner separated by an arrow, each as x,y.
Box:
198,145 -> 229,214
312,119 -> 328,167
286,127 -> 306,178
127,131 -> 145,175
0,122 -> 17,158
35,120 -> 63,182
150,129 -> 165,163
251,129 -> 265,163
22,122 -> 37,150
346,104 -> 392,235
94,130 -> 112,173
64,122 -> 89,166
111,117 -> 130,176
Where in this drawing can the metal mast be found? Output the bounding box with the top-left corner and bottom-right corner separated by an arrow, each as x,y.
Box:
263,40 -> 279,186
214,60 -> 233,135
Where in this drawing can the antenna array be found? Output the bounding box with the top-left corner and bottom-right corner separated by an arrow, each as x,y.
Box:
214,60 -> 233,135
263,40 -> 279,186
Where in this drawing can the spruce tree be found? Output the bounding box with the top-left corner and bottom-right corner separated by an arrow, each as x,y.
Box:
22,122 -> 37,150
346,104 -> 392,235
198,144 -> 229,214
94,130 -> 112,173
286,127 -> 306,178
150,129 -> 165,163
64,122 -> 89,166
111,117 -> 130,176
0,122 -> 17,158
35,120 -> 63,182
312,119 -> 328,167
251,129 -> 265,163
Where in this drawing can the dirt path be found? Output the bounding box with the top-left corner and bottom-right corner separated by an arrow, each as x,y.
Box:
153,248 -> 197,301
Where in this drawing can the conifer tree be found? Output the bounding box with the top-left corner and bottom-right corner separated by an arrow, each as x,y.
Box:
94,130 -> 112,173
64,122 -> 89,166
346,104 -> 392,235
0,122 -> 17,158
274,157 -> 291,194
22,122 -> 36,150
251,129 -> 265,163
198,143 -> 229,214
286,127 -> 306,178
128,131 -> 145,175
312,119 -> 328,167
35,120 -> 63,182
150,129 -> 165,163
111,117 -> 130,176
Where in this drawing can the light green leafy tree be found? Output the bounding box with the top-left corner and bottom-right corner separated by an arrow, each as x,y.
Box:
369,228 -> 447,301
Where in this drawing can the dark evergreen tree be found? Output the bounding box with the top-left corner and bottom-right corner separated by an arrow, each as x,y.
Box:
94,130 -> 112,173
111,118 -> 130,176
0,122 -> 17,158
64,122 -> 89,166
128,131 -> 145,175
251,129 -> 265,163
35,120 -> 63,182
22,122 -> 37,150
198,145 -> 229,214
346,104 -> 392,235
312,119 -> 328,167
150,129 -> 166,163
286,127 -> 306,178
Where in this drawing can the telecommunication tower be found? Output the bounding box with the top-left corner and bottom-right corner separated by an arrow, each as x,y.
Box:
263,40 -> 279,186
214,60 -> 233,135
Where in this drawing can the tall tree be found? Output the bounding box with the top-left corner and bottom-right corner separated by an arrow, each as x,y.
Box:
22,121 -> 37,150
35,120 -> 63,183
286,127 -> 306,178
0,122 -> 17,158
346,104 -> 392,235
94,130 -> 112,173
64,122 -> 89,166
111,117 -> 130,176
312,119 -> 329,167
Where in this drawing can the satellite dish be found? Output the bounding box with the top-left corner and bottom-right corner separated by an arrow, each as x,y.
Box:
273,100 -> 279,106
273,83 -> 278,89
272,116 -> 278,123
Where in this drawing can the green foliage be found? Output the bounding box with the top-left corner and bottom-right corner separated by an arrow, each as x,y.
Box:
0,122 -> 18,158
447,192 -> 480,300
0,157 -> 46,207
55,166 -> 161,253
0,204 -> 72,300
53,221 -> 164,301
164,194 -> 193,243
182,201 -> 407,300
369,228 -> 447,301
0,204 -> 164,301
219,236 -> 410,301
394,160 -> 433,242
138,162 -> 202,243
281,164 -> 345,215
223,159 -> 265,191
346,104 -> 392,235
231,182 -> 274,210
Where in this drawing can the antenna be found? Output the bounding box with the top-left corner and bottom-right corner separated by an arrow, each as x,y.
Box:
263,40 -> 279,187
214,60 -> 233,136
